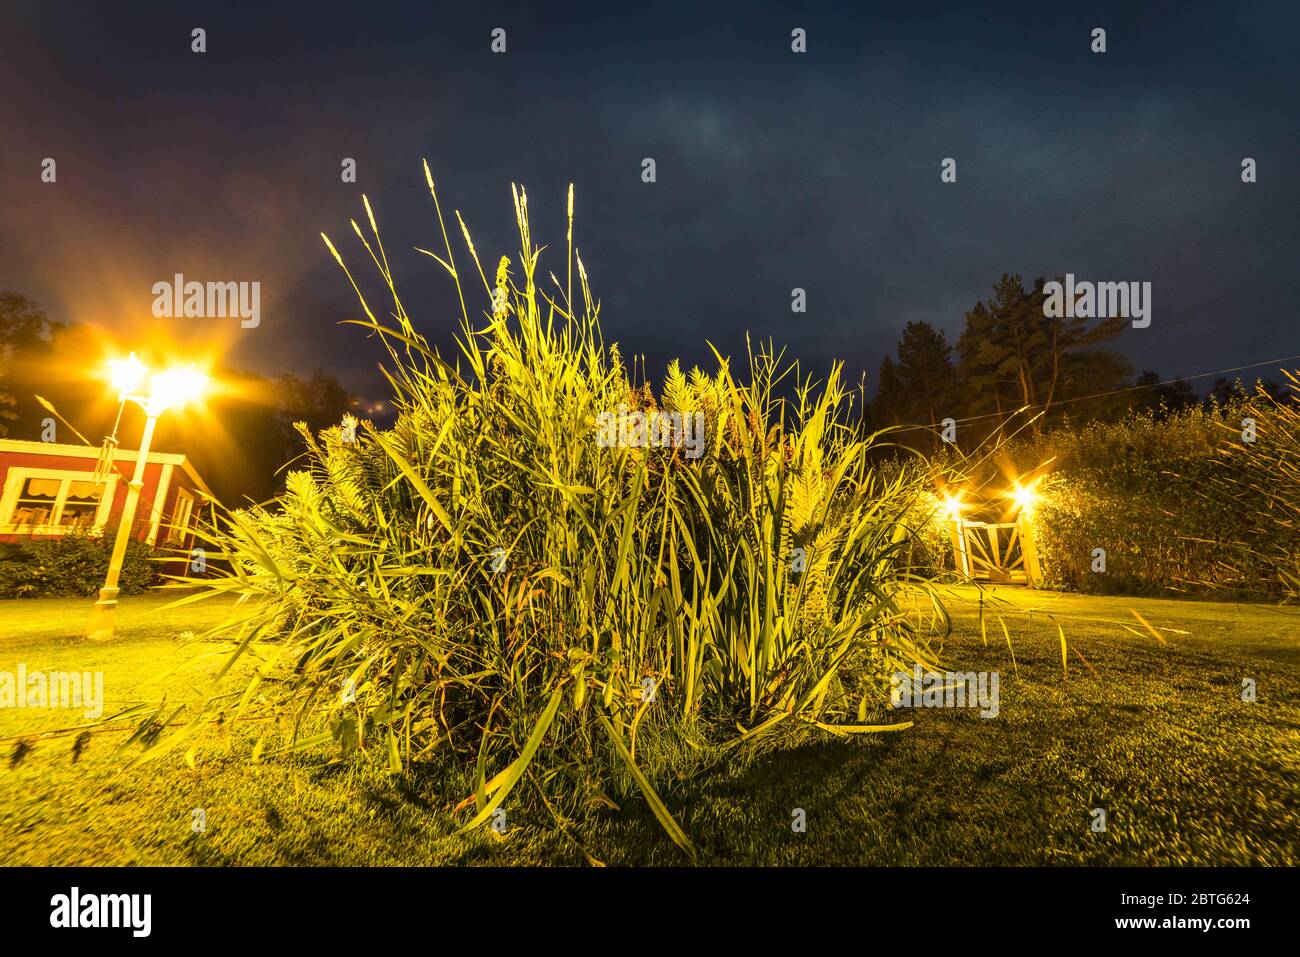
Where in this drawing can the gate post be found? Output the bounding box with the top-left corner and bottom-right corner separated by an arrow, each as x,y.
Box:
950,516 -> 972,578
1018,513 -> 1043,588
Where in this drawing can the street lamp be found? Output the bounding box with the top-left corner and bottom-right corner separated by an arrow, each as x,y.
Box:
85,357 -> 207,641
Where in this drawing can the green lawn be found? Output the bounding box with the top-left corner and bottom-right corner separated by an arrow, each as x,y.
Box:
1,586 -> 1296,865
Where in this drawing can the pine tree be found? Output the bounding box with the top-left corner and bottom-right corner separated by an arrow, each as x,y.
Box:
956,274 -> 1130,440
871,322 -> 958,450
895,321 -> 957,449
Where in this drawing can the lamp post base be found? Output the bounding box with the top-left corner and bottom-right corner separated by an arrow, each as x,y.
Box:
85,588 -> 121,641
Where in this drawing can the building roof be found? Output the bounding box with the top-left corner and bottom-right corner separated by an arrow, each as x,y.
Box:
0,439 -> 216,501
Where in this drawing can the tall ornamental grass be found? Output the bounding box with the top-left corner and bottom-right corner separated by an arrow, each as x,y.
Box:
158,166 -> 940,853
1225,371 -> 1300,599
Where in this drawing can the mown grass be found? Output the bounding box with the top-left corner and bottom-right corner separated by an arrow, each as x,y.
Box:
1,587 -> 1295,865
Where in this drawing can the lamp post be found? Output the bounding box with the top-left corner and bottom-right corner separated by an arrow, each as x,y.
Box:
85,359 -> 207,641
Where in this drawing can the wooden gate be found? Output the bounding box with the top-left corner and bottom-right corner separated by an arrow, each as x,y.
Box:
951,517 -> 1043,587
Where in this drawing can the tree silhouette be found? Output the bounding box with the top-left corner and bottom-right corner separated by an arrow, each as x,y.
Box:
871,321 -> 957,450
956,274 -> 1130,440
1133,370 -> 1197,418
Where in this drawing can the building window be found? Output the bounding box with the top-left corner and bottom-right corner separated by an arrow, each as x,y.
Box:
166,487 -> 196,544
0,468 -> 118,534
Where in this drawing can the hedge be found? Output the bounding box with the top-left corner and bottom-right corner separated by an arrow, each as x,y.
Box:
1010,396 -> 1297,598
0,533 -> 157,599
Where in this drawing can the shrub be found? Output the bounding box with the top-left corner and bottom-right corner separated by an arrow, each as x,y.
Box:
0,532 -> 157,598
167,171 -> 940,853
880,462 -> 960,581
1008,399 -> 1291,597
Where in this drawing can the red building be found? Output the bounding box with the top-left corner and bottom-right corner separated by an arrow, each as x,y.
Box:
0,438 -> 213,551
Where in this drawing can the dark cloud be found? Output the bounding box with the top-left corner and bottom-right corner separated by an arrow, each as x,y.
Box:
2,0 -> 1296,399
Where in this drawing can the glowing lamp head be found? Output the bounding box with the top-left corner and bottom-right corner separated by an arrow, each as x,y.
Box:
1010,482 -> 1041,513
147,366 -> 208,413
941,492 -> 965,521
109,354 -> 148,399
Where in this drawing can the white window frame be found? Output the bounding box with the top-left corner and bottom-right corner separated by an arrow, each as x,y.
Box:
166,486 -> 197,544
0,467 -> 119,536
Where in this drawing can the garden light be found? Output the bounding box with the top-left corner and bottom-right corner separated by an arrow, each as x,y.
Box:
942,492 -> 965,521
1010,482 -> 1041,513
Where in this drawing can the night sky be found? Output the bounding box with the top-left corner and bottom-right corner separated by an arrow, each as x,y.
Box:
2,1 -> 1298,406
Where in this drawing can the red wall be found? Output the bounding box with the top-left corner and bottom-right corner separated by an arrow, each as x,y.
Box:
0,449 -> 170,543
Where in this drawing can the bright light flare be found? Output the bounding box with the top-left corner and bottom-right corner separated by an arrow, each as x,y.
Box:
1010,482 -> 1041,513
147,366 -> 208,413
941,492 -> 965,521
108,353 -> 148,399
